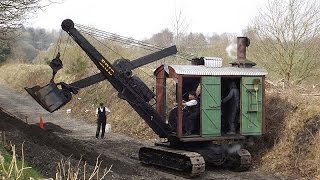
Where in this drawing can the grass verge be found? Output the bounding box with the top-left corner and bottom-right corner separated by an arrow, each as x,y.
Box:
0,143 -> 43,179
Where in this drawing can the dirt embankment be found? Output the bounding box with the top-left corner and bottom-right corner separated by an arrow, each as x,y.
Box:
0,108 -> 161,179
0,82 -> 284,179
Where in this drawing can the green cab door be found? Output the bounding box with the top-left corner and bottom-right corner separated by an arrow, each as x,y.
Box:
201,76 -> 221,136
241,77 -> 263,135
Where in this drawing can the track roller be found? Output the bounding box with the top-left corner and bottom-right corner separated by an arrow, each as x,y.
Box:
139,146 -> 205,177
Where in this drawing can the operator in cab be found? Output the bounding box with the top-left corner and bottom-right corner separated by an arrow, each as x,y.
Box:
182,91 -> 199,135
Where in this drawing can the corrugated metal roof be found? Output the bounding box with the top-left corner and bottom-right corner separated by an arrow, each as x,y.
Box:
169,65 -> 268,76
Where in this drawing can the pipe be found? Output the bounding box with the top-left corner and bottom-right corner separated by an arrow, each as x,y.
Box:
237,37 -> 250,61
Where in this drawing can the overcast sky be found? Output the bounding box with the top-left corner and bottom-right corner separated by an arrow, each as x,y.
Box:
26,0 -> 266,40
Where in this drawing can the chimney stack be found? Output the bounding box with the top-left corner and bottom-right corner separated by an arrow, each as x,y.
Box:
230,37 -> 256,68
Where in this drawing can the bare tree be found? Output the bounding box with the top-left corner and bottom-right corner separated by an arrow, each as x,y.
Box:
172,8 -> 189,48
142,29 -> 174,65
181,32 -> 207,55
0,0 -> 57,40
208,33 -> 235,66
251,0 -> 320,84
148,28 -> 174,47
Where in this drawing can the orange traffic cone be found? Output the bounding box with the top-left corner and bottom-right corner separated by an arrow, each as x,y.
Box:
39,115 -> 44,129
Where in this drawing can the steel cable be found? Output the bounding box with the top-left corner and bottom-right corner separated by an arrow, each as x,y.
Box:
75,24 -> 197,61
66,23 -> 193,97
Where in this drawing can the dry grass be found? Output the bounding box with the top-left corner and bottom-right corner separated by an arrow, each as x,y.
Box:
0,63 -> 51,91
0,132 -> 111,180
55,155 -> 112,180
65,80 -> 157,140
3,63 -> 320,178
0,132 -> 41,179
259,85 -> 320,179
0,143 -> 32,179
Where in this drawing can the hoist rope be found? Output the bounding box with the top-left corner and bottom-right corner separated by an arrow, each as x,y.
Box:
76,24 -> 159,52
62,23 -> 196,97
74,23 -> 197,61
78,27 -> 178,96
52,30 -> 71,62
53,30 -> 63,59
82,31 -> 125,59
61,35 -> 71,60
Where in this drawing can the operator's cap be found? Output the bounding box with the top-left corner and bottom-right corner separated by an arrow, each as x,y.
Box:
188,91 -> 196,97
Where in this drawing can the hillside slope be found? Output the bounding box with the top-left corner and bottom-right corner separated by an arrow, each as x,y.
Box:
1,63 -> 320,178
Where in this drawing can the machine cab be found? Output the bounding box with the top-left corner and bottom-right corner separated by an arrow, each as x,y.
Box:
154,37 -> 268,141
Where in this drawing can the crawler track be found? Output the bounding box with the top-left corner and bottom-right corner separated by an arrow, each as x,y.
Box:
225,148 -> 252,171
139,146 -> 205,177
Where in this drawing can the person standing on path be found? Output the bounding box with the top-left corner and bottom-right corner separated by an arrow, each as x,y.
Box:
96,103 -> 111,139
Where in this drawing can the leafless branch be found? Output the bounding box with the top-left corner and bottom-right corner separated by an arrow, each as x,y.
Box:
0,0 -> 62,39
251,0 -> 320,85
